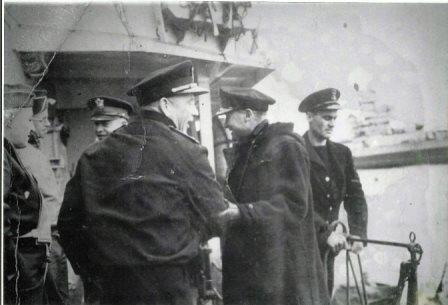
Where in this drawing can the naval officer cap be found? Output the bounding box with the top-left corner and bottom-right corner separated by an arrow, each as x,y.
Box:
87,96 -> 134,121
127,60 -> 209,106
217,86 -> 276,115
298,88 -> 341,113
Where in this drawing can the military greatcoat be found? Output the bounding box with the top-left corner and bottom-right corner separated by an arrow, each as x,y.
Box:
222,121 -> 330,305
58,110 -> 227,303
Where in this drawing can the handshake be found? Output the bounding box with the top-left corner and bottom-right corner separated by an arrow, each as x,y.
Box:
215,202 -> 365,256
215,201 -> 240,227
326,231 -> 364,254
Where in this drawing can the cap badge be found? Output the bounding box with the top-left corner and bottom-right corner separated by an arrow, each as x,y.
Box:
330,89 -> 337,101
94,98 -> 104,109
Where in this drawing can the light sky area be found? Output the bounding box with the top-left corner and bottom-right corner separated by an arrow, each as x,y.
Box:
247,3 -> 448,139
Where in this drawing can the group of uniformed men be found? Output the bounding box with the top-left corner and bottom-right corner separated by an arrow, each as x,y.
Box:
4,60 -> 368,305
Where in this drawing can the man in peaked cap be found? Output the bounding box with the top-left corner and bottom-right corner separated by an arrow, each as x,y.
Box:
68,96 -> 134,305
4,84 -> 48,305
15,91 -> 70,305
126,60 -> 209,133
216,86 -> 330,305
87,96 -> 134,141
299,88 -> 368,295
58,60 -> 228,305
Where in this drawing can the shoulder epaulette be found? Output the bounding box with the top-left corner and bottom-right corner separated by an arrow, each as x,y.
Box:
169,126 -> 200,144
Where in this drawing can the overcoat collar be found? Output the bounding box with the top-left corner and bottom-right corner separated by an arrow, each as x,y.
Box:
226,120 -> 269,199
229,121 -> 299,199
141,109 -> 176,128
250,119 -> 269,140
226,120 -> 269,168
237,119 -> 269,146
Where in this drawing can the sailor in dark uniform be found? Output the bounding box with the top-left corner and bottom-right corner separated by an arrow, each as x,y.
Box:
58,60 -> 228,305
299,88 -> 368,295
86,96 -> 134,141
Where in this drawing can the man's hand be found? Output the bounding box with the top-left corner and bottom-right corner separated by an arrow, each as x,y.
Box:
326,231 -> 348,254
217,202 -> 240,225
348,235 -> 364,254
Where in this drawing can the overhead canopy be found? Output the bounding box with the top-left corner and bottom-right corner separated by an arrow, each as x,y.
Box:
5,2 -> 274,110
5,2 -> 270,69
42,52 -> 272,86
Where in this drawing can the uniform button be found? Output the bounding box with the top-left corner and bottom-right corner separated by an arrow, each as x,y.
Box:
248,204 -> 254,209
326,194 -> 331,199
325,176 -> 330,182
329,207 -> 333,211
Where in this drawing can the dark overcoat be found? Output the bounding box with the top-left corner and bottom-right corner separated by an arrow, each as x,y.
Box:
222,121 -> 330,305
3,139 -> 47,304
58,110 -> 227,275
303,132 -> 368,250
4,139 -> 41,237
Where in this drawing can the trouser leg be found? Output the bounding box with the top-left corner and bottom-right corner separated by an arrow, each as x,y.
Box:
4,240 -> 48,305
45,234 -> 69,305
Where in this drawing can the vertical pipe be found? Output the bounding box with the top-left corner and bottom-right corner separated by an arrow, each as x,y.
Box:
346,251 -> 351,305
196,72 -> 216,171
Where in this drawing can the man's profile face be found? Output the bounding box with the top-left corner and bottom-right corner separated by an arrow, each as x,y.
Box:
30,109 -> 51,138
5,108 -> 34,148
225,109 -> 252,139
166,94 -> 198,132
308,110 -> 338,140
94,118 -> 127,141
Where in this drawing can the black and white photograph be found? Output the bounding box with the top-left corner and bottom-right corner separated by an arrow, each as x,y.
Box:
3,1 -> 448,305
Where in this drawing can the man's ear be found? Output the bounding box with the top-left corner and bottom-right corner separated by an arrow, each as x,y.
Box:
244,109 -> 253,120
306,112 -> 314,121
159,97 -> 170,115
